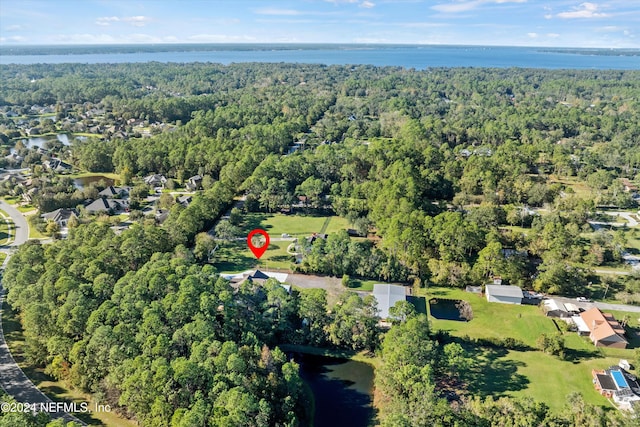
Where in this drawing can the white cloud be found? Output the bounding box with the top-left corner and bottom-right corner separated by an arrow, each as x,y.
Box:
0,35 -> 27,42
547,33 -> 560,38
557,2 -> 609,19
95,15 -> 151,27
96,16 -> 120,26
360,1 -> 376,8
122,16 -> 151,27
432,0 -> 526,13
527,32 -> 538,38
5,24 -> 23,31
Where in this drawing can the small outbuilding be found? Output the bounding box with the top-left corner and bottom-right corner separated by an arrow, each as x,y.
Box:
485,285 -> 523,305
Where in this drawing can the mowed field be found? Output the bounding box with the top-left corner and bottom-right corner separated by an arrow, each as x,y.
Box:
423,287 -> 636,411
214,213 -> 351,272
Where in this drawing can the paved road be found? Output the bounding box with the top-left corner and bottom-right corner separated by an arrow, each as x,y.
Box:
0,200 -> 29,247
551,296 -> 640,313
0,286 -> 85,425
0,200 -> 85,424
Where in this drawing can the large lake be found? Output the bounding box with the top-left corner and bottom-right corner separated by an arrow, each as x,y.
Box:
1,45 -> 639,69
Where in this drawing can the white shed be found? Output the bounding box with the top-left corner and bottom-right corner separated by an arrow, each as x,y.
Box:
485,285 -> 523,305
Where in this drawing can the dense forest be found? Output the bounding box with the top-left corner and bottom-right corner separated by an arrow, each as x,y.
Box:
2,62 -> 640,426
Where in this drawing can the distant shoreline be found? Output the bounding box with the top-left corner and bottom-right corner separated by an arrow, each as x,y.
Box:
1,43 -> 639,57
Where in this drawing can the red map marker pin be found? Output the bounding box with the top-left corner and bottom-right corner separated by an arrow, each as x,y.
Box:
247,229 -> 270,259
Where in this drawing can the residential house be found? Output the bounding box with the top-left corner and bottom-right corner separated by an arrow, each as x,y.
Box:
177,195 -> 192,206
99,186 -> 130,198
580,307 -> 628,348
542,299 -> 571,318
186,174 -> 203,191
43,158 -> 72,173
144,174 -> 167,188
373,284 -> 407,320
41,208 -> 78,228
592,367 -> 640,411
485,285 -> 523,305
85,197 -> 126,214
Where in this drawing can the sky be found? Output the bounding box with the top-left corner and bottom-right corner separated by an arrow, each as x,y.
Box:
0,0 -> 638,48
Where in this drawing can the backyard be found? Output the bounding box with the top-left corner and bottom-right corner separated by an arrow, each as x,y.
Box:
423,286 -> 637,411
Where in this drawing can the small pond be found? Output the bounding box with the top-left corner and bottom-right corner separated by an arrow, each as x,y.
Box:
429,298 -> 464,321
295,353 -> 375,427
73,175 -> 116,189
19,133 -> 73,149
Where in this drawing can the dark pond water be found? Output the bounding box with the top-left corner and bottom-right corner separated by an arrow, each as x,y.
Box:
429,298 -> 463,321
73,175 -> 115,189
295,353 -> 375,427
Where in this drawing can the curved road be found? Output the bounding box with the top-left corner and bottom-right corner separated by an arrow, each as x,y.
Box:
0,200 -> 29,247
0,201 -> 85,425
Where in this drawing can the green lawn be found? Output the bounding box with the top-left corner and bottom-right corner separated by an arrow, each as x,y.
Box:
0,253 -> 6,265
0,217 -> 10,245
26,214 -> 44,239
239,213 -> 351,239
215,240 -> 295,272
423,286 -> 637,411
214,213 -> 352,273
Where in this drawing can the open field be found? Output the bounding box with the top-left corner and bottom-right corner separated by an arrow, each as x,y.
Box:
238,212 -> 351,238
215,213 -> 352,272
215,240 -> 294,271
1,300 -> 137,427
423,286 -> 637,411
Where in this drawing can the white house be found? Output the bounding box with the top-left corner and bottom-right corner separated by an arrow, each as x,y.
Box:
485,285 -> 523,305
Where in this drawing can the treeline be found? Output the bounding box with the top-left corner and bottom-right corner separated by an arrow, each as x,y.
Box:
3,221 -> 391,426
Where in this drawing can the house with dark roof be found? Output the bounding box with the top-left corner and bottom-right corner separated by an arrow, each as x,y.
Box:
98,186 -> 130,198
43,158 -> 72,173
41,208 -> 78,228
186,174 -> 203,191
593,367 -> 640,410
144,174 -> 167,187
85,198 -> 125,214
580,307 -> 628,348
177,195 -> 192,206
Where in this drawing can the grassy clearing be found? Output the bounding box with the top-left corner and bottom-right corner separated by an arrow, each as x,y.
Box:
548,176 -> 594,199
347,279 -> 380,292
1,300 -> 136,426
70,172 -> 121,181
215,213 -> 352,273
215,240 -> 295,272
423,286 -> 638,411
239,213 -> 350,239
0,253 -> 6,265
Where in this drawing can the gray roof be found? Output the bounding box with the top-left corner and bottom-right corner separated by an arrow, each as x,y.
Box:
98,186 -> 130,197
373,284 -> 406,319
41,208 -> 77,224
85,198 -> 122,213
486,285 -> 523,299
